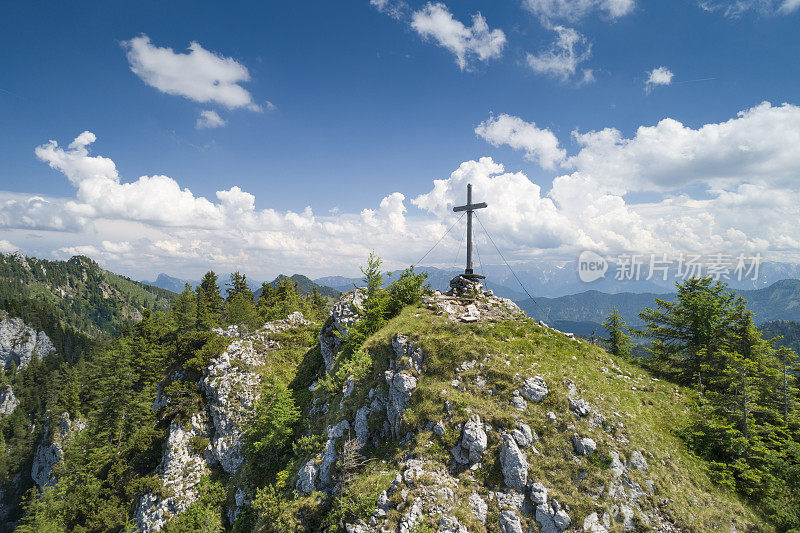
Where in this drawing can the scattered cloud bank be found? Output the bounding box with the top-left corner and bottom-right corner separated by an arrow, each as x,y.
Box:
645,66 -> 674,92
523,0 -> 635,22
699,0 -> 800,16
526,26 -> 592,82
410,3 -> 506,70
196,110 -> 227,129
6,102 -> 800,278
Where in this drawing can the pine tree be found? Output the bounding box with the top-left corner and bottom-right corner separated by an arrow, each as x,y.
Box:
639,277 -> 737,392
196,271 -> 223,330
170,283 -> 197,332
226,271 -> 253,302
601,307 -> 632,358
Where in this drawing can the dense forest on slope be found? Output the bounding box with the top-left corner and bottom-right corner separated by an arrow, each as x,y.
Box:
0,253 -> 174,345
2,255 -> 798,532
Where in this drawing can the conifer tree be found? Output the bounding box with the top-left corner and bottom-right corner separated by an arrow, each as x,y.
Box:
170,283 -> 197,332
226,271 -> 253,302
639,277 -> 736,392
602,307 -> 632,358
196,271 -> 223,330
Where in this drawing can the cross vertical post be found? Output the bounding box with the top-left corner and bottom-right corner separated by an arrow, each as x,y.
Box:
453,183 -> 487,278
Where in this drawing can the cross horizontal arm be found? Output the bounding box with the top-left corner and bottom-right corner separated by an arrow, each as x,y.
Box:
452,202 -> 487,212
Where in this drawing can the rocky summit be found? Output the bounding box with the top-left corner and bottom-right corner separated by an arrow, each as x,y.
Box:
0,272 -> 775,532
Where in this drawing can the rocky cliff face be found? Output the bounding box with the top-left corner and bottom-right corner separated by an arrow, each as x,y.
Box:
0,314 -> 55,369
31,412 -> 85,489
135,413 -> 215,532
0,386 -> 19,418
136,311 -> 313,532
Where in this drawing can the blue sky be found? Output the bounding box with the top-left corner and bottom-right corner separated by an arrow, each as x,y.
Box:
1,0 -> 800,280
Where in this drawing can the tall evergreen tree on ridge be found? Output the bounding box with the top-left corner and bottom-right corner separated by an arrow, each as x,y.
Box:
602,306 -> 632,358
196,271 -> 223,330
639,277 -> 737,393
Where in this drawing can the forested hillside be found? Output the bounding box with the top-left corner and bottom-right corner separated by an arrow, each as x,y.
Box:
0,252 -> 174,345
2,256 -> 798,532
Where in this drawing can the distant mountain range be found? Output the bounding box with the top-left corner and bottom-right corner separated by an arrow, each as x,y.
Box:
520,279 -> 800,334
255,274 -> 340,299
142,272 -> 339,299
314,266 -> 527,301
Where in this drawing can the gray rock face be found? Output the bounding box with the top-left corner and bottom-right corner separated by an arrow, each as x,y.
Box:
319,290 -> 364,373
572,434 -> 597,456
392,334 -> 425,373
296,459 -> 318,494
136,414 -> 213,532
569,397 -> 592,417
452,414 -> 487,464
399,497 -> 423,533
584,512 -> 611,532
469,493 -> 488,524
630,450 -> 649,471
31,412 -> 84,488
520,376 -> 548,402
530,482 -> 548,506
512,423 -> 533,448
438,515 -> 468,533
610,450 -> 625,478
202,313 -> 312,476
385,370 -> 417,439
0,386 -> 19,417
499,434 -> 528,491
201,337 -> 264,475
386,371 -> 416,436
0,315 -> 55,369
498,509 -> 524,533
511,390 -> 527,411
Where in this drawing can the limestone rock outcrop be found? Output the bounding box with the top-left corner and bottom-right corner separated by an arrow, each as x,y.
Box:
0,385 -> 19,417
135,414 -> 214,532
319,290 -> 364,373
451,414 -> 488,464
0,314 -> 55,369
31,412 -> 85,488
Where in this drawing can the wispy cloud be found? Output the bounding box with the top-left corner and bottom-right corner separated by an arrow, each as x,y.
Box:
526,26 -> 592,82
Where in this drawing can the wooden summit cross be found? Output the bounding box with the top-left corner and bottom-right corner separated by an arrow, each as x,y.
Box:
453,183 -> 487,279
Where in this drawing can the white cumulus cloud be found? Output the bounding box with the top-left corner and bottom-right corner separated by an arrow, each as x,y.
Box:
645,66 -> 674,92
7,102 -> 800,279
122,35 -> 260,111
196,110 -> 227,129
526,26 -> 591,82
411,3 -> 506,71
475,114 -> 566,169
566,102 -> 800,193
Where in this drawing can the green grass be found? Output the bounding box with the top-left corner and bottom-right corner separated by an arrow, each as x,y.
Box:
349,305 -> 768,532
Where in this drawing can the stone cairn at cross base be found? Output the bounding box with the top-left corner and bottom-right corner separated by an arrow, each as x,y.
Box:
420,274 -> 523,323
